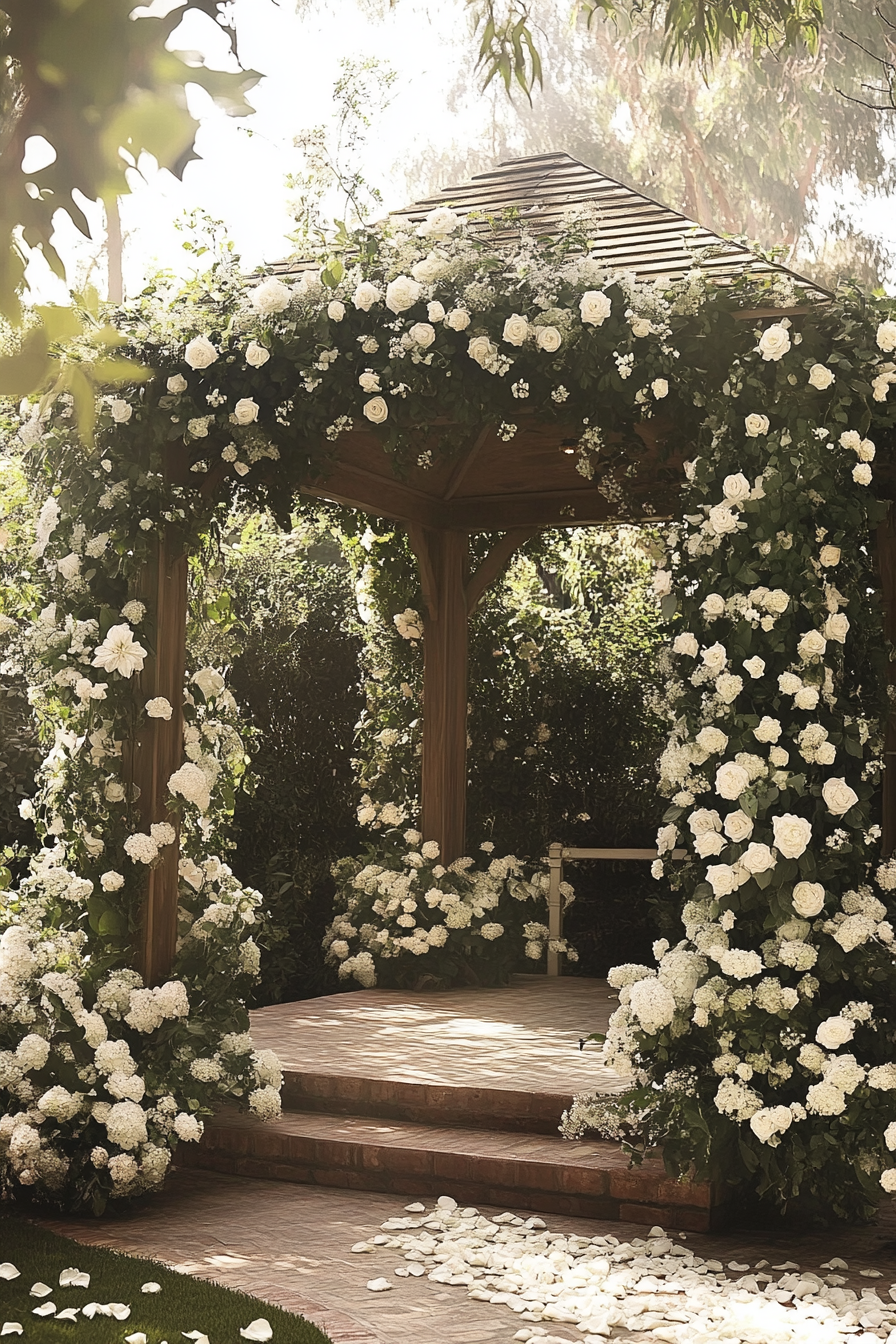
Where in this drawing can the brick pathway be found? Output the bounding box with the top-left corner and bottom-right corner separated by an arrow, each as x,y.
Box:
35,1168 -> 896,1344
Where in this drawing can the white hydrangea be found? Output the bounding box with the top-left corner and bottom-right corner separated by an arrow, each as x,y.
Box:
248,1086 -> 282,1121
628,978 -> 676,1035
104,1100 -> 148,1150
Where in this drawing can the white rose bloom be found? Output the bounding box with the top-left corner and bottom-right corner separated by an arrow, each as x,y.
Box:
579,290 -> 612,325
536,325 -> 562,352
651,378 -> 669,398
502,313 -> 529,346
251,277 -> 291,314
757,323 -> 792,361
771,814 -> 813,859
715,672 -> 743,703
408,322 -> 436,348
57,552 -> 81,581
427,301 -> 446,322
808,363 -> 835,389
417,205 -> 460,239
744,414 -> 769,437
724,811 -> 754,843
794,687 -> 820,710
701,642 -> 728,675
92,624 -> 147,679
750,1105 -> 792,1143
145,697 -> 173,720
411,254 -> 448,283
886,1122 -> 896,1152
467,335 -> 498,369
672,633 -> 699,656
822,777 -> 859,816
327,300 -> 345,322
656,823 -> 678,854
707,504 -> 738,535
245,341 -> 270,367
358,371 -> 381,393
876,319 -> 896,352
100,870 -> 125,892
741,842 -> 776,874
753,716 -> 782,744
233,397 -> 259,425
694,830 -> 726,857
853,462 -> 873,485
819,544 -> 841,567
823,612 -> 849,643
816,1015 -> 855,1049
167,374 -> 187,393
882,1169 -> 896,1192
192,667 -> 225,698
445,308 -> 471,331
706,863 -> 738,897
701,593 -> 726,618
792,881 -> 825,917
696,726 -> 728,754
797,630 -> 826,661
764,589 -> 790,613
385,275 -> 422,313
353,281 -> 382,311
363,396 -> 389,424
653,569 -> 673,597
184,336 -> 219,369
722,472 -> 751,502
630,316 -> 651,337
688,808 -> 722,835
715,762 -> 750,800
110,398 -> 132,424
742,656 -> 765,679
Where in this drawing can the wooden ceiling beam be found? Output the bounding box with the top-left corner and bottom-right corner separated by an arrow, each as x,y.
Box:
298,462 -> 444,529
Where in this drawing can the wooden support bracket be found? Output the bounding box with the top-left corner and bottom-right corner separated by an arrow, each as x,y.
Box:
465,529 -> 536,614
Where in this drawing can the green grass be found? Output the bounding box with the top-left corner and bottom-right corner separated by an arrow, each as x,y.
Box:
0,1214 -> 332,1343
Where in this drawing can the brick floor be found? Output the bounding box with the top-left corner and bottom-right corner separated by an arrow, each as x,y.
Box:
33,1169 -> 896,1344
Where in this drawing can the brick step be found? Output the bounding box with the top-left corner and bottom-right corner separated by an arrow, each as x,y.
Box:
279,1069 -> 573,1134
179,1108 -> 725,1233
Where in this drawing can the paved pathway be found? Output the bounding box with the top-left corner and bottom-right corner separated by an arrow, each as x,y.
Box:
35,1167 -> 896,1344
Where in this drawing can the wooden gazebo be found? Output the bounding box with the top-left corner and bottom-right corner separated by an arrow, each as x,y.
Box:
138,152 -> 830,983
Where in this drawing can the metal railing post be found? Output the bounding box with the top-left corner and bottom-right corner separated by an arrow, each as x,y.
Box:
546,841 -> 564,977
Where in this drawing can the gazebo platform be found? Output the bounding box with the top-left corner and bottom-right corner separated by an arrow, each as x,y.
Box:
180,975 -> 726,1231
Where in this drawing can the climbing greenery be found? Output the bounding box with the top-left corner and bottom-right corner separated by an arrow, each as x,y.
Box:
0,202 -> 895,1213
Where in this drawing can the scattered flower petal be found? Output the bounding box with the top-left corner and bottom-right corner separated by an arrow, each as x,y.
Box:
59,1268 -> 90,1288
30,1283 -> 52,1298
0,1326 -> 23,1337
56,1308 -> 80,1321
239,1321 -> 273,1342
141,1282 -> 162,1293
0,1267 -> 19,1282
366,1278 -> 392,1292
32,1303 -> 56,1317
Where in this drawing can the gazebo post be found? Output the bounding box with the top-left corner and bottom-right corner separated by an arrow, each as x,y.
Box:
877,503 -> 896,856
410,526 -> 469,863
130,524 -> 188,986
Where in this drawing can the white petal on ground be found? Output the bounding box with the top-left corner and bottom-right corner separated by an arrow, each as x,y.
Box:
366,1278 -> 392,1292
32,1303 -> 56,1317
109,1303 -> 131,1320
140,1282 -> 162,1293
350,1242 -> 374,1253
0,1326 -> 23,1336
125,1333 -> 148,1344
55,1308 -> 80,1322
59,1268 -> 90,1288
29,1283 -> 52,1298
182,1332 -> 211,1344
404,1202 -> 425,1213
0,1267 -> 19,1282
239,1320 -> 273,1342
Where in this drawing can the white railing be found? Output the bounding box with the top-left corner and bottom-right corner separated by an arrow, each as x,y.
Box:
544,843 -> 687,975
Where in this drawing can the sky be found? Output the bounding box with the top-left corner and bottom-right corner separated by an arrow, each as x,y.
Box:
25,0 -> 896,300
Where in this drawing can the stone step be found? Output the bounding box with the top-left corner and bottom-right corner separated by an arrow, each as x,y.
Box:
179,1108 -> 725,1233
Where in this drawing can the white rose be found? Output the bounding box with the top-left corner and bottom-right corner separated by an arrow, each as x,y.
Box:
757,323 -> 791,361
816,1015 -> 855,1049
715,673 -> 743,703
417,206 -> 460,239
411,254 -> 448,283
672,633 -> 699,656
579,290 -> 612,325
743,657 -> 765,679
651,378 -> 669,398
109,398 -> 132,423
744,414 -> 769,437
695,830 -> 726,857
427,301 -> 446,322
706,863 -> 738,897
823,612 -> 849,643
753,716 -> 781,744
535,325 -> 562,353
363,397 -> 389,425
819,545 -> 841,567
502,313 -> 529,346
797,630 -> 827,661
764,589 -> 790,613
232,398 -> 259,426
723,472 -> 751,502
184,336 -> 219,370
808,363 -> 835,389
853,463 -> 873,485
445,308 -> 471,331
354,281 -> 382,311
724,811 -> 754,843
792,881 -> 825,917
408,322 -> 436,348
840,429 -> 861,451
701,593 -> 726,618
327,300 -> 345,322
877,319 -> 896,352
822,777 -> 859,816
653,569 -> 673,598
656,824 -> 678,854
696,726 -> 728,754
742,842 -> 776,874
772,814 -> 813,859
245,341 -> 270,368
794,687 -> 820,710
167,374 -> 187,393
468,335 -> 498,368
708,504 -> 738,535
701,642 -> 728,675
250,277 -> 291,314
358,371 -> 381,393
57,552 -> 81,581
385,275 -> 422,314
715,762 -> 750,800
630,316 -> 651,337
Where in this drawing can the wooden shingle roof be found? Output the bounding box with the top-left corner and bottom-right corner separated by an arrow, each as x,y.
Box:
390,151 -> 828,298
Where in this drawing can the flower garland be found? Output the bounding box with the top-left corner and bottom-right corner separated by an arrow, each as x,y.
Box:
0,206 -> 895,1212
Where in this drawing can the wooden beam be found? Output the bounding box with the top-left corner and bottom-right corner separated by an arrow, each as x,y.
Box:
299,461 -> 443,528
445,489 -> 669,531
443,424 -> 493,500
465,529 -> 536,613
877,504 -> 896,857
418,529 -> 469,864
130,525 -> 188,986
407,522 -> 439,621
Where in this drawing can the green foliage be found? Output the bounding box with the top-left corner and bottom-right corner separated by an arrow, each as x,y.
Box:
0,1214 -> 330,1343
